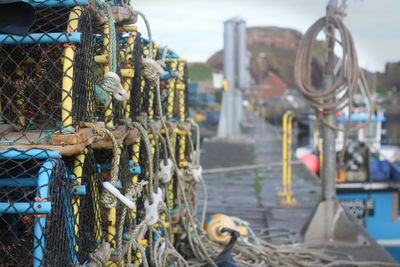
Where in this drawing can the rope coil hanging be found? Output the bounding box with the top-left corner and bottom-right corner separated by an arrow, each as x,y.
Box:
294,15 -> 374,132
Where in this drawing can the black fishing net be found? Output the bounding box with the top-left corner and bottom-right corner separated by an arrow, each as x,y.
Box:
62,148 -> 102,263
93,24 -> 123,127
151,47 -> 164,119
159,80 -> 169,117
129,32 -> 143,119
141,81 -> 152,115
183,63 -> 190,120
91,148 -> 115,248
118,145 -> 135,239
136,137 -> 152,264
175,60 -> 187,122
152,83 -> 160,119
118,31 -> 133,120
90,144 -> 135,254
139,39 -> 153,116
136,139 -> 148,225
164,59 -> 178,120
111,60 -> 125,125
155,47 -> 163,62
171,136 -> 182,211
0,3 -> 95,145
0,149 -> 76,266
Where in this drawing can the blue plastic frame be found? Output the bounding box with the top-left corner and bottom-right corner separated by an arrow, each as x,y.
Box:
0,32 -> 81,45
0,149 -> 77,267
22,0 -> 88,7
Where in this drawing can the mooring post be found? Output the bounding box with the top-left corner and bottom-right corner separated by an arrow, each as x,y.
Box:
321,0 -> 337,241
322,44 -> 336,201
301,0 -> 362,244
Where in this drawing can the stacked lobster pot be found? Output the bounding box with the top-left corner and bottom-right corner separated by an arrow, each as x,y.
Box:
0,0 -> 201,266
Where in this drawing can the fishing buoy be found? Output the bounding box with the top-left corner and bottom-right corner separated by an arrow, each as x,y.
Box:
229,217 -> 249,236
204,214 -> 237,244
300,153 -> 319,174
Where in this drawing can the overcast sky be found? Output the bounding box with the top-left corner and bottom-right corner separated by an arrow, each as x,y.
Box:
133,0 -> 400,72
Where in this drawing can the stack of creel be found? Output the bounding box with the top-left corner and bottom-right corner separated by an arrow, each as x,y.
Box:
0,1 -> 197,266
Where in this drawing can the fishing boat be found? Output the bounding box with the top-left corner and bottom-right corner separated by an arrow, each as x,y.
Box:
295,104 -> 400,261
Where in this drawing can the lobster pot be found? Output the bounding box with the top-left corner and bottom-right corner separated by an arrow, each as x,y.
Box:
0,149 -> 77,267
0,2 -> 95,145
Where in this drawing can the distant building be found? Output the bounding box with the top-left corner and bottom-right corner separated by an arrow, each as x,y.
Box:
257,72 -> 288,101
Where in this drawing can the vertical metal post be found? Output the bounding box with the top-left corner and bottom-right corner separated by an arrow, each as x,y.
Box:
236,19 -> 247,127
322,44 -> 336,201
322,1 -> 338,242
218,20 -> 235,137
277,110 -> 291,197
218,17 -> 249,138
323,0 -> 342,200
237,20 -> 247,90
223,20 -> 235,92
232,89 -> 242,136
302,0 -> 360,244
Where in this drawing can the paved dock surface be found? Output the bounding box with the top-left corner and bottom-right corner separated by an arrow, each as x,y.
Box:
197,114 -> 396,263
198,115 -> 321,239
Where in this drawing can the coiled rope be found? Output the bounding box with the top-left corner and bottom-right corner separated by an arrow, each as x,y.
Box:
294,14 -> 375,169
294,16 -> 374,132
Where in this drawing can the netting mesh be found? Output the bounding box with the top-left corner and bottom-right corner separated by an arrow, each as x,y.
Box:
183,63 -> 190,119
118,145 -> 139,241
0,149 -> 76,266
0,1 -> 193,265
140,39 -> 152,115
129,32 -> 143,119
63,148 -> 102,263
91,148 -> 115,246
111,47 -> 124,125
93,26 -> 123,127
136,139 -> 148,224
164,59 -> 178,120
0,5 -> 95,145
159,81 -> 168,117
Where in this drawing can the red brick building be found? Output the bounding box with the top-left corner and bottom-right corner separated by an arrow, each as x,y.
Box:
257,72 -> 288,101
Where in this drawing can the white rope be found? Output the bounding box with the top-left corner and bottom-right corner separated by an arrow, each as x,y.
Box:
102,72 -> 129,101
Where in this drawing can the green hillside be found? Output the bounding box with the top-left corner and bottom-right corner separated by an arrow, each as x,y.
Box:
187,63 -> 214,81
